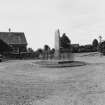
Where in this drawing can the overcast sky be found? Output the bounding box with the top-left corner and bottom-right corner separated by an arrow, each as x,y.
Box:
0,0 -> 105,50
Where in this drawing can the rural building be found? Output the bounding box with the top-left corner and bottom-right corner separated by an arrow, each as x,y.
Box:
0,32 -> 27,55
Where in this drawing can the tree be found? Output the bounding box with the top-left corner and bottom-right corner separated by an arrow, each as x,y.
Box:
60,33 -> 71,49
43,44 -> 50,59
44,45 -> 50,51
49,48 -> 55,59
92,39 -> 99,52
50,48 -> 55,54
37,48 -> 43,54
99,41 -> 105,55
35,48 -> 43,58
27,47 -> 34,53
92,39 -> 98,48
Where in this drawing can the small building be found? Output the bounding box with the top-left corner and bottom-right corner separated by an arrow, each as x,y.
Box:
0,32 -> 27,55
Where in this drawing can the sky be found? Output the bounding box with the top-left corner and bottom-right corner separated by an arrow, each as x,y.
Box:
0,0 -> 105,50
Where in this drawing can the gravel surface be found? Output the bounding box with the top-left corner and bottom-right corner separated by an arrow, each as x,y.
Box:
0,53 -> 105,105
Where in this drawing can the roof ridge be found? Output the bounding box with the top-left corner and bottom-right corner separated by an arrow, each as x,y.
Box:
0,32 -> 27,45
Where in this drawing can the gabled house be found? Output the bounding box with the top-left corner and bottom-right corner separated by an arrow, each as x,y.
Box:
0,32 -> 27,54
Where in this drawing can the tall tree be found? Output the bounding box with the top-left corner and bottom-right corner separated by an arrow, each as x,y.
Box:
60,33 -> 71,49
92,39 -> 98,47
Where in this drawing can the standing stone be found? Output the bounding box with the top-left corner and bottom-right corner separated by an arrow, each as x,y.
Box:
54,29 -> 60,59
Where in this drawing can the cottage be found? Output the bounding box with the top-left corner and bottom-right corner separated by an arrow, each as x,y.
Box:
0,32 -> 27,54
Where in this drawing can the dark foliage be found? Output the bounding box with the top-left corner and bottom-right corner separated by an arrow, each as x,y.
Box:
60,33 -> 71,49
34,48 -> 43,58
72,47 -> 79,53
92,39 -> 98,47
92,39 -> 98,52
44,44 -> 50,51
99,41 -> 105,55
27,47 -> 34,53
78,45 -> 94,53
50,48 -> 55,54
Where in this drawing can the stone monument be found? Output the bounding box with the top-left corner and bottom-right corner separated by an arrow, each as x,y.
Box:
54,29 -> 60,59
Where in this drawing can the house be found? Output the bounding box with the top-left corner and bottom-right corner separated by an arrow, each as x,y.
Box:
0,32 -> 27,54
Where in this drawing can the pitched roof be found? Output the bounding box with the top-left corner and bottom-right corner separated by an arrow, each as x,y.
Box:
0,32 -> 27,45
